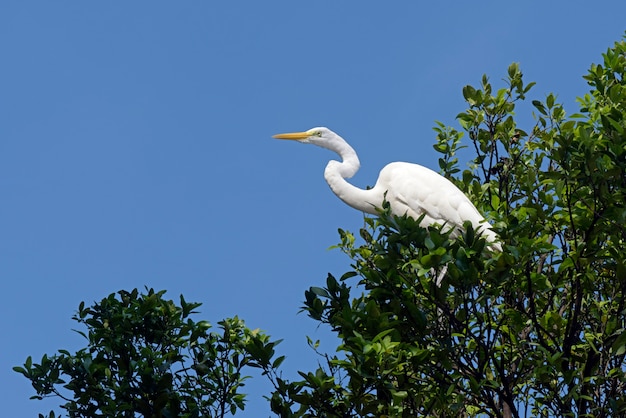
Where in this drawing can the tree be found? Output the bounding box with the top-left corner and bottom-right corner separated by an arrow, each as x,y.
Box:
17,36 -> 626,418
14,288 -> 283,418
268,36 -> 626,417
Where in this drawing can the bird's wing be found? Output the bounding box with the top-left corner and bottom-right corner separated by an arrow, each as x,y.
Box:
380,162 -> 485,232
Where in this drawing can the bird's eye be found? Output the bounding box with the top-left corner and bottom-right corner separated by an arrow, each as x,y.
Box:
316,131 -> 323,137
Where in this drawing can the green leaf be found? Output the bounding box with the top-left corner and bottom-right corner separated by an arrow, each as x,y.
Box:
309,286 -> 330,298
463,85 -> 477,104
612,331 -> 626,356
12,366 -> 26,375
533,100 -> 548,115
508,62 -> 520,79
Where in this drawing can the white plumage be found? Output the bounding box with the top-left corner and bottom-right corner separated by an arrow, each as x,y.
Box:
274,127 -> 500,250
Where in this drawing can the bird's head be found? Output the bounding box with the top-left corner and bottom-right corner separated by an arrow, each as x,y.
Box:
273,127 -> 335,146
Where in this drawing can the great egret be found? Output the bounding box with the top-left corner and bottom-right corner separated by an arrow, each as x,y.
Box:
273,127 -> 500,251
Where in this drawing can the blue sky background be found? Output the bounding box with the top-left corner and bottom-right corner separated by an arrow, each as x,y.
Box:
2,2 -> 625,416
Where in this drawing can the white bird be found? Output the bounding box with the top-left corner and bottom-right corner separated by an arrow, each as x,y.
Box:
273,127 -> 500,251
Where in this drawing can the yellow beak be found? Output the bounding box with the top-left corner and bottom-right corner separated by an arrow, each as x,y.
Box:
272,131 -> 311,140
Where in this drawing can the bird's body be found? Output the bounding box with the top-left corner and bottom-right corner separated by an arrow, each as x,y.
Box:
274,127 -> 499,249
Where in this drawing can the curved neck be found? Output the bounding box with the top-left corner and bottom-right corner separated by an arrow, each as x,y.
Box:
322,138 -> 380,215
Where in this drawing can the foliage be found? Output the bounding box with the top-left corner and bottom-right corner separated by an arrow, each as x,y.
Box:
15,34 -> 626,418
14,288 -> 283,418
268,36 -> 626,417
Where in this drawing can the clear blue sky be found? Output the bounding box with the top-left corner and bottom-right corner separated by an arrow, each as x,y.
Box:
2,2 -> 624,416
